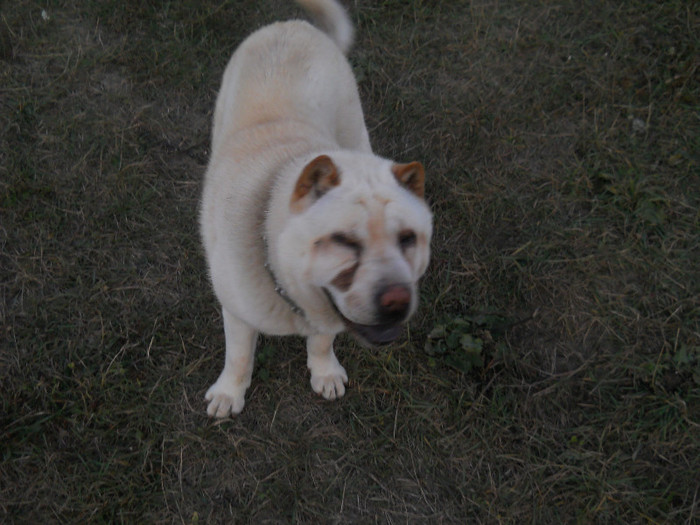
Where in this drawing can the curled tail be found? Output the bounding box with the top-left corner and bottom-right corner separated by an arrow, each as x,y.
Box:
295,0 -> 354,54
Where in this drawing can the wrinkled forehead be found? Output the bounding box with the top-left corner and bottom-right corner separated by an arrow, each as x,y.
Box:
384,192 -> 432,233
307,185 -> 431,237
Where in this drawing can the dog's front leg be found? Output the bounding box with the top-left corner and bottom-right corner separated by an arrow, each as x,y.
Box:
205,308 -> 257,417
307,334 -> 348,400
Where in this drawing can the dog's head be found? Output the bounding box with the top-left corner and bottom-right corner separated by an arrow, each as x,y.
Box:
278,152 -> 432,345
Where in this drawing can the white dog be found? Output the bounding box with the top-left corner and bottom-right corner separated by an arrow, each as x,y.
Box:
200,0 -> 433,417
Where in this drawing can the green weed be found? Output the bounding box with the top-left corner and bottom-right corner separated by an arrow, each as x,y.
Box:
425,314 -> 510,374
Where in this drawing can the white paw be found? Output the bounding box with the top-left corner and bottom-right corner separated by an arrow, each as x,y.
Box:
205,379 -> 246,418
310,365 -> 348,400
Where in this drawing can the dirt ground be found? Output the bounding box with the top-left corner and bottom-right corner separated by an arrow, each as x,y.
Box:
1,0 -> 698,522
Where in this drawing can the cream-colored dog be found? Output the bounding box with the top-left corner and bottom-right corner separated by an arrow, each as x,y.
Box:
200,0 -> 433,417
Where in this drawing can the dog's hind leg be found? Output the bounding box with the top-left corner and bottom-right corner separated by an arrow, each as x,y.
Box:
307,334 -> 348,400
205,309 -> 257,417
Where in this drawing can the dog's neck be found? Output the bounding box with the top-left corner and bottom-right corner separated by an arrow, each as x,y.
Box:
261,232 -> 306,319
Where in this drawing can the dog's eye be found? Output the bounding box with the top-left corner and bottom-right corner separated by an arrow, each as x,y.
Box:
398,230 -> 417,250
331,232 -> 362,251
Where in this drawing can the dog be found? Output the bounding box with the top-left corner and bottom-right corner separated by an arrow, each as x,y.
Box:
200,0 -> 433,417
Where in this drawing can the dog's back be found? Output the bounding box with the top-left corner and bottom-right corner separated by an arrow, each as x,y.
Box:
210,0 -> 367,156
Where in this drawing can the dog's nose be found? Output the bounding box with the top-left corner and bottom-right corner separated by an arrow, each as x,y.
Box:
376,284 -> 411,322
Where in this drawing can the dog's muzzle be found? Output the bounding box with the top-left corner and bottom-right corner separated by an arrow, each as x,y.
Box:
323,284 -> 411,346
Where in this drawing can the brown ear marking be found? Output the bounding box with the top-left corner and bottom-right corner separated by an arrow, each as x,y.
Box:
392,162 -> 425,198
291,155 -> 341,212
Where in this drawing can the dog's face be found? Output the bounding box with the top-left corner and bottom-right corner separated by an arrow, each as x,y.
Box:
278,153 -> 432,345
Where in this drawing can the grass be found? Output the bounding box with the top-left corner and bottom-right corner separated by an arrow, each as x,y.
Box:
1,0 -> 698,522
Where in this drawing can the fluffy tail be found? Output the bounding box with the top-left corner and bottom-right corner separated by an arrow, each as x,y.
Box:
295,0 -> 354,54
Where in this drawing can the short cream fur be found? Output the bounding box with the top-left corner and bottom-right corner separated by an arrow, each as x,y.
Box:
200,0 -> 432,417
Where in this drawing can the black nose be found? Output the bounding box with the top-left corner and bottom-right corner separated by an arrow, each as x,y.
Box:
375,284 -> 411,323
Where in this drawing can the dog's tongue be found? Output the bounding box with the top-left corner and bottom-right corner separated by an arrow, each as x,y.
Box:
350,321 -> 403,346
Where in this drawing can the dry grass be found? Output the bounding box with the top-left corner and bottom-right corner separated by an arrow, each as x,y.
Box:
1,0 -> 698,523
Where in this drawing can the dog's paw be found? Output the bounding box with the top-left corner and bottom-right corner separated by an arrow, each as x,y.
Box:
205,379 -> 246,418
310,366 -> 348,401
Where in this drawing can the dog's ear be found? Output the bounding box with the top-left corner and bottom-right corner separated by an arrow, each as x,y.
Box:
291,155 -> 341,212
392,162 -> 425,198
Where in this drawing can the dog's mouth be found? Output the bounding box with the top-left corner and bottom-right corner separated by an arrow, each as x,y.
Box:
323,289 -> 403,346
343,318 -> 403,346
